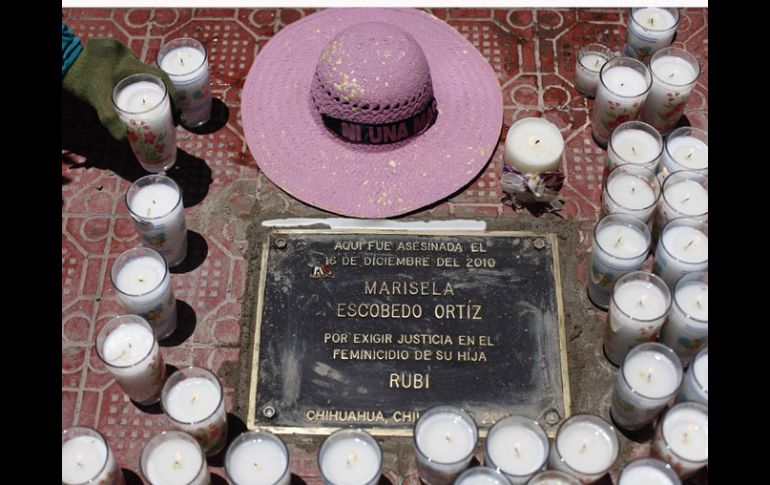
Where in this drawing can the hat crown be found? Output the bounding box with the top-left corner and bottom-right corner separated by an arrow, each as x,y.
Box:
312,22 -> 434,126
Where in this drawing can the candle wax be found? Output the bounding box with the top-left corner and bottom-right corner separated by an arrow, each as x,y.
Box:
320,436 -> 380,485
675,282 -> 708,320
623,350 -> 679,398
607,174 -> 656,210
160,46 -> 206,78
668,137 -> 708,170
619,466 -> 675,485
228,438 -> 288,485
115,81 -> 165,113
693,353 -> 708,392
103,322 -> 154,366
115,256 -> 166,295
416,412 -> 476,463
556,422 -> 614,475
457,472 -> 508,485
661,226 -> 708,264
663,180 -> 708,216
487,424 -> 545,475
651,56 -> 698,86
611,129 -> 661,164
632,8 -> 676,30
145,438 -> 204,485
602,66 -> 648,97
580,53 -> 608,72
596,224 -> 648,258
505,118 -> 564,174
62,436 -> 108,484
614,280 -> 668,320
165,377 -> 221,422
662,409 -> 708,462
130,183 -> 179,219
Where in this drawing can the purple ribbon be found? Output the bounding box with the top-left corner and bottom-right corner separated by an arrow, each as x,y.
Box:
500,165 -> 565,210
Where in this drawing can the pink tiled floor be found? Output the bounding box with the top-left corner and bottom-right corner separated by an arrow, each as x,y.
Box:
62,8 -> 708,484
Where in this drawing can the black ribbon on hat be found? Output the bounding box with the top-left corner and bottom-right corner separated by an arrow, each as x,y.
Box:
322,97 -> 437,145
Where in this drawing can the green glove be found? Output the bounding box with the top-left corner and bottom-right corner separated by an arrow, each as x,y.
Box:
62,38 -> 180,140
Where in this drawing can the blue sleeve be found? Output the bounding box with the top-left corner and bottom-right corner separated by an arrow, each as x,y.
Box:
62,21 -> 83,76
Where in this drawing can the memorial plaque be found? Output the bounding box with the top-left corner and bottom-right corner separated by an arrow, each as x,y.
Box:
247,230 -> 569,436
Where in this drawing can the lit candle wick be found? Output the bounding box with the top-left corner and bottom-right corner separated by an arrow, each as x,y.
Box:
631,145 -> 637,156
513,444 -> 520,457
667,71 -> 677,80
191,393 -> 199,405
346,452 -> 358,468
178,53 -> 185,66
682,432 -> 689,445
445,431 -> 452,442
614,236 -> 623,248
681,196 -> 690,204
253,462 -> 261,471
646,367 -> 653,383
594,59 -> 601,69
76,453 -> 84,468
695,295 -> 703,308
142,96 -> 147,105
173,452 -> 183,469
630,182 -> 636,194
647,15 -> 657,27
637,294 -> 647,308
686,148 -> 695,159
579,442 -> 587,454
684,238 -> 696,250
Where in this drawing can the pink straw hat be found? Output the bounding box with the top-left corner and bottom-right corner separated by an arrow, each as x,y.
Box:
242,8 -> 503,218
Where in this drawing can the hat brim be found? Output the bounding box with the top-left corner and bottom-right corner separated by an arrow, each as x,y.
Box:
242,8 -> 503,218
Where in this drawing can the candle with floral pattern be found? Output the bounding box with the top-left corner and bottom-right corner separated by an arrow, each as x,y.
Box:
624,8 -> 680,63
127,174 -> 188,267
112,73 -> 177,173
604,271 -> 671,366
660,272 -> 708,364
641,48 -> 700,134
610,343 -> 682,430
111,247 -> 177,340
162,366 -> 229,457
588,214 -> 651,310
96,315 -> 166,405
591,57 -> 652,147
651,402 -> 708,478
158,38 -> 212,128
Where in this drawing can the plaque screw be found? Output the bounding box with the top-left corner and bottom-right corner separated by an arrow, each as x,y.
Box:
533,238 -> 546,250
263,406 -> 276,419
275,239 -> 287,250
545,409 -> 560,425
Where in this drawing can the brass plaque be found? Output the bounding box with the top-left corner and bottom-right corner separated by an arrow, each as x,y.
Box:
247,230 -> 569,436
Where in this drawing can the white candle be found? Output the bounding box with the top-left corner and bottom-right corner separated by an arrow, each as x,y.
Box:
588,215 -> 651,310
142,432 -> 209,485
96,315 -> 165,405
625,8 -> 680,62
605,272 -> 670,366
652,403 -> 708,478
611,343 -> 682,430
618,458 -> 680,485
113,74 -> 177,173
319,430 -> 382,485
62,429 -> 122,485
127,175 -> 188,267
485,416 -> 548,484
654,221 -> 708,289
660,272 -> 708,364
607,122 -> 663,171
641,49 -> 700,134
111,247 -> 177,340
656,173 -> 708,236
603,165 -> 660,223
576,44 -> 612,97
454,467 -> 510,485
158,38 -> 212,128
226,431 -> 290,485
527,470 -> 581,485
504,117 -> 564,174
660,128 -> 708,178
592,58 -> 651,147
415,406 -> 478,485
549,415 -> 619,483
677,347 -> 708,406
162,367 -> 228,456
